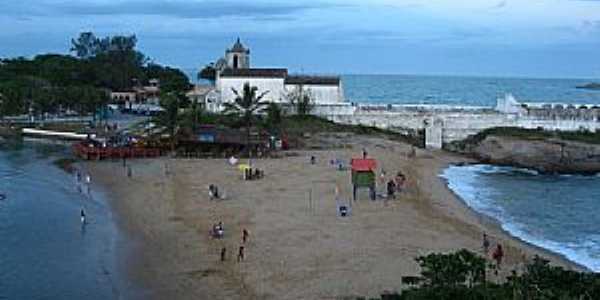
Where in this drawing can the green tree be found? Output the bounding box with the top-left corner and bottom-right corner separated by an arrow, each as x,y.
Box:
70,32 -> 99,59
264,102 -> 283,134
224,83 -> 269,156
288,84 -> 314,116
156,92 -> 184,152
144,63 -> 191,93
71,32 -> 138,58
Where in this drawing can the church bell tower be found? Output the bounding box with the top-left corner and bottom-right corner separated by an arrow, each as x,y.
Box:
225,38 -> 250,69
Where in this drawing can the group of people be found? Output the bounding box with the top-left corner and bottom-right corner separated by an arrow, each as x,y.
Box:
483,233 -> 505,271
74,170 -> 93,225
217,226 -> 251,263
383,171 -> 406,199
243,167 -> 264,181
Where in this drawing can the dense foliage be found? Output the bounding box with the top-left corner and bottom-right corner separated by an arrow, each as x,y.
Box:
362,249 -> 600,300
0,32 -> 190,119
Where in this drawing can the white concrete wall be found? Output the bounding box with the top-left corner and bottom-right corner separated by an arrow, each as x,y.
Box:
285,84 -> 344,104
217,77 -> 286,104
322,106 -> 600,149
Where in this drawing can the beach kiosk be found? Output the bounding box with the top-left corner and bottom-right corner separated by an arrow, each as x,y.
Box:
351,158 -> 377,201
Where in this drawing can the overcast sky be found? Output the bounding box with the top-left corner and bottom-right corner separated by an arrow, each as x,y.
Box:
1,0 -> 600,78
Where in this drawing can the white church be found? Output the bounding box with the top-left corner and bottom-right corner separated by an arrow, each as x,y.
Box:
188,38 -> 345,113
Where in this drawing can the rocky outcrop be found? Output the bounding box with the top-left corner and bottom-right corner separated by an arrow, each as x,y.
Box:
576,83 -> 600,90
446,134 -> 600,174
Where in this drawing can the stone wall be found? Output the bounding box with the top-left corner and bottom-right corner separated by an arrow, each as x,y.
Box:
314,96 -> 600,149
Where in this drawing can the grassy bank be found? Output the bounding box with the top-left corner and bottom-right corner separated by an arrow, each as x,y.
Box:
280,115 -> 423,148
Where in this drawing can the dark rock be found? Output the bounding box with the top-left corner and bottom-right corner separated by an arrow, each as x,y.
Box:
446,134 -> 600,174
576,82 -> 600,90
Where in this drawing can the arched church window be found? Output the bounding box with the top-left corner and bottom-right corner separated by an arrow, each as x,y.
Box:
233,55 -> 239,69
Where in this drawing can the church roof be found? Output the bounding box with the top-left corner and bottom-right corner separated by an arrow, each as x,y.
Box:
285,75 -> 340,86
227,38 -> 250,54
220,68 -> 288,78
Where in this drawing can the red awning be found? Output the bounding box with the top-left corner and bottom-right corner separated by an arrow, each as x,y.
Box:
351,158 -> 377,171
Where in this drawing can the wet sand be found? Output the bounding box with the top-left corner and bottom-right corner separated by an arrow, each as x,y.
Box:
87,135 -> 583,299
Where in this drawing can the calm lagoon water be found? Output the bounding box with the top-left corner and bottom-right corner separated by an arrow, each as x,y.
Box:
0,140 -> 129,299
441,164 -> 600,272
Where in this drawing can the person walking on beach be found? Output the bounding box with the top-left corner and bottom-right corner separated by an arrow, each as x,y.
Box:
387,179 -> 396,199
492,244 -> 504,270
482,233 -> 490,256
80,208 -> 86,225
220,247 -> 227,262
242,228 -> 249,243
237,246 -> 245,262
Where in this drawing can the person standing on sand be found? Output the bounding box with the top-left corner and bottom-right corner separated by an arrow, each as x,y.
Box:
237,246 -> 245,262
220,247 -> 227,262
242,229 -> 249,243
387,179 -> 396,199
493,244 -> 504,270
482,233 -> 490,256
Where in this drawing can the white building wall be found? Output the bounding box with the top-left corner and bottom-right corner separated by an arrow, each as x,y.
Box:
218,77 -> 286,104
284,84 -> 344,104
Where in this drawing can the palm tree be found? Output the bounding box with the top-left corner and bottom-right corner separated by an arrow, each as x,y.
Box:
224,82 -> 269,156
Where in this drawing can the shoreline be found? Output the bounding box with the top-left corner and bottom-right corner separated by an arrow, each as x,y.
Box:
432,158 -> 589,272
87,136 -> 587,299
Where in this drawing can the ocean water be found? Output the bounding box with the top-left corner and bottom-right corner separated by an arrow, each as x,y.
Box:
343,75 -> 600,106
441,164 -> 600,272
189,73 -> 600,106
0,140 -> 129,299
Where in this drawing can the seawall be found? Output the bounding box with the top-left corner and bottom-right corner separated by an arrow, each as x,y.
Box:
312,95 -> 600,149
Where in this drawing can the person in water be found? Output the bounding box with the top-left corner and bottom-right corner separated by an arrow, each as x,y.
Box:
80,209 -> 86,224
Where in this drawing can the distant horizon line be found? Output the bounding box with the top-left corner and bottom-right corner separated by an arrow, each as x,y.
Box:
179,67 -> 599,82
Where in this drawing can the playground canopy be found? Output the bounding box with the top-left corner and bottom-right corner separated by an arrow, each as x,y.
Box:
351,158 -> 377,201
350,159 -> 377,172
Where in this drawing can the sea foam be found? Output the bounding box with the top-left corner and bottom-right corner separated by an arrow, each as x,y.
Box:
441,164 -> 600,272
